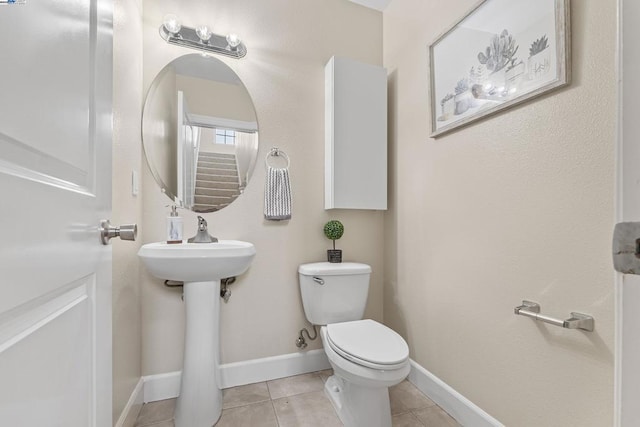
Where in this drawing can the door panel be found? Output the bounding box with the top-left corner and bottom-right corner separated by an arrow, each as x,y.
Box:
0,280 -> 92,426
0,0 -> 93,180
620,0 -> 640,425
0,1 -> 112,426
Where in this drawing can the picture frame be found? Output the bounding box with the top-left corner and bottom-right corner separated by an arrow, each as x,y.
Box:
429,0 -> 570,138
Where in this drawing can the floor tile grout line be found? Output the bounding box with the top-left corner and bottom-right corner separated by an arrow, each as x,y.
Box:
270,398 -> 281,427
265,379 -> 275,401
415,409 -> 430,427
270,387 -> 330,404
223,396 -> 272,411
265,373 -> 326,401
135,419 -> 174,427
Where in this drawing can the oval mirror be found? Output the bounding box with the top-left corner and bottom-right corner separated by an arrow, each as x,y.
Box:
142,54 -> 259,213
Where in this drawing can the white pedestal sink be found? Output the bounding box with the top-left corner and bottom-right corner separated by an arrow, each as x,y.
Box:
138,241 -> 256,427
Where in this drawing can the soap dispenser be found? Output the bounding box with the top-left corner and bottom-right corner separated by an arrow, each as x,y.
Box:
166,205 -> 183,244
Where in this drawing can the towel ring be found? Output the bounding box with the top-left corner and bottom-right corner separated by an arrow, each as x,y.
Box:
265,147 -> 290,169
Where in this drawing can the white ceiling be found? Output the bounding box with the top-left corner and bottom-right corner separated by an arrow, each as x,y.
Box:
347,0 -> 391,12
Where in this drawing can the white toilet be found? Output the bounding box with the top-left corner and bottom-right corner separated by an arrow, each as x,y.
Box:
298,262 -> 410,427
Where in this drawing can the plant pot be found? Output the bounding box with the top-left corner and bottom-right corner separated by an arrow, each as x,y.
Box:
486,68 -> 507,93
327,249 -> 342,263
506,62 -> 525,92
528,49 -> 551,80
442,97 -> 455,117
454,90 -> 472,115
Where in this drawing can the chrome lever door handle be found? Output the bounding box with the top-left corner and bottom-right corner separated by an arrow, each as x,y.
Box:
100,219 -> 137,245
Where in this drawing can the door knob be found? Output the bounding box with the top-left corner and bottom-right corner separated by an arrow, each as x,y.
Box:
100,219 -> 138,245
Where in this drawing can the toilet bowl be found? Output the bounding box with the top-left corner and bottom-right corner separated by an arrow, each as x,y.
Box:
321,320 -> 410,427
298,262 -> 410,427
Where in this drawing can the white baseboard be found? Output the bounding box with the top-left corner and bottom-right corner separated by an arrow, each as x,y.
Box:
114,378 -> 144,427
142,349 -> 330,402
143,371 -> 182,403
408,359 -> 504,427
219,348 -> 330,388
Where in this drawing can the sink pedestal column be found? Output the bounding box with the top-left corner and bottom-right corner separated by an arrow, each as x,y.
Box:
174,280 -> 222,427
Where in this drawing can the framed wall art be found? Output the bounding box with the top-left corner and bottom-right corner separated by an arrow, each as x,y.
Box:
429,0 -> 570,137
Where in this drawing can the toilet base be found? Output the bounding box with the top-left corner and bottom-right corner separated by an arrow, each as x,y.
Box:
324,374 -> 392,427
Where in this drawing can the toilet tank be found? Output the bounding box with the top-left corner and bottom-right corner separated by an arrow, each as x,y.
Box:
298,262 -> 371,325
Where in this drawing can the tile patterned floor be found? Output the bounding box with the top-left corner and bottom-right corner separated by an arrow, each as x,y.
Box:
134,370 -> 461,427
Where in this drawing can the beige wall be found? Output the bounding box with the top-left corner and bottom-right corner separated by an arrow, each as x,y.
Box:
112,0 -> 143,422
141,0 -> 384,375
383,1 -> 616,426
144,64 -> 178,197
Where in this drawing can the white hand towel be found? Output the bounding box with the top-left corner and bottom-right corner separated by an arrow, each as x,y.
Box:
264,166 -> 292,220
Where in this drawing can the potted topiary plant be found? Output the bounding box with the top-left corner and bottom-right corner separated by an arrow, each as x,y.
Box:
323,220 -> 344,263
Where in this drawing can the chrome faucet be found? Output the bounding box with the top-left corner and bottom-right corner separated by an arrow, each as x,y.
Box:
187,216 -> 218,243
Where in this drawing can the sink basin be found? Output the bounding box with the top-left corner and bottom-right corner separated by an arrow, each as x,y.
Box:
138,240 -> 256,282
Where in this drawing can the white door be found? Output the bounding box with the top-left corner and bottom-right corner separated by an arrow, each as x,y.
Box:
618,1 -> 640,425
0,1 -> 113,426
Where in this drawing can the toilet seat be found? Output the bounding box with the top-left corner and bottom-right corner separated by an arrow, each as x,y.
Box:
326,319 -> 409,370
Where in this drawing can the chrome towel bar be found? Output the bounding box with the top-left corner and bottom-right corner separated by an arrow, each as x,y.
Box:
514,300 -> 594,332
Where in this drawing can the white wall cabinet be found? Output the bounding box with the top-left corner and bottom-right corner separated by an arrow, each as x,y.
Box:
325,56 -> 387,210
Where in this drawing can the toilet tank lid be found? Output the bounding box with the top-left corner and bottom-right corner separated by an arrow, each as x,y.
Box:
298,262 -> 371,276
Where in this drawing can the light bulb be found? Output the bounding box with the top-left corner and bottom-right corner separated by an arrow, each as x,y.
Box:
196,25 -> 212,43
226,33 -> 241,49
163,14 -> 182,35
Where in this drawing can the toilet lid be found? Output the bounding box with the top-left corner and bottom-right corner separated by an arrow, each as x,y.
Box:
326,319 -> 409,369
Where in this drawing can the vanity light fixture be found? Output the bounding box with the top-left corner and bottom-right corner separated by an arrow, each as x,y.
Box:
159,14 -> 247,59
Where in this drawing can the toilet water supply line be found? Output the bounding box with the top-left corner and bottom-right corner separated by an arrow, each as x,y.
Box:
296,325 -> 318,349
